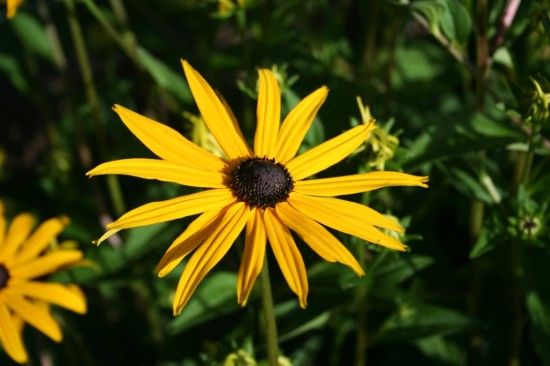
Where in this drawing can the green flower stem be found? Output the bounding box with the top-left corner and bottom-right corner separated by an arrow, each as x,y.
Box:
469,1 -> 489,362
64,0 -> 126,216
259,260 -> 279,366
508,126 -> 537,366
354,246 -> 369,366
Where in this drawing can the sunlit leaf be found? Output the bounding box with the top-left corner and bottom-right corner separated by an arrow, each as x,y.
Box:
10,13 -> 54,62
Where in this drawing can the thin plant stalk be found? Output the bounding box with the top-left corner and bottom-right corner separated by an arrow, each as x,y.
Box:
354,245 -> 369,366
469,1 -> 489,363
64,0 -> 126,216
80,0 -> 141,64
259,260 -> 279,366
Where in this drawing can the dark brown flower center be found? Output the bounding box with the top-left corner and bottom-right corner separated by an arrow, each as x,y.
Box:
229,157 -> 294,209
0,264 -> 9,289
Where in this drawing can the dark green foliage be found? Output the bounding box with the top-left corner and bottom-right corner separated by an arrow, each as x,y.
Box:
0,0 -> 549,365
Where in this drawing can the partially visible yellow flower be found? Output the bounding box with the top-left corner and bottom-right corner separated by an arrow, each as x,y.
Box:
88,61 -> 428,315
526,78 -> 549,126
0,202 -> 86,364
216,0 -> 250,18
4,0 -> 23,18
184,111 -> 225,158
356,97 -> 399,170
224,349 -> 256,366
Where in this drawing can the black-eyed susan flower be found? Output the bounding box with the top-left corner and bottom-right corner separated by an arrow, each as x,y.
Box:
0,202 -> 86,364
87,61 -> 428,315
3,0 -> 23,18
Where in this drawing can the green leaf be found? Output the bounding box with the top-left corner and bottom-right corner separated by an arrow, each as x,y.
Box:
167,271 -> 239,334
409,0 -> 471,47
447,167 -> 495,204
410,1 -> 446,35
137,48 -> 192,103
370,254 -> 434,296
0,53 -> 28,93
402,109 -> 523,168
10,13 -> 54,62
493,47 -> 515,70
375,302 -> 474,343
469,226 -> 495,258
279,312 -> 331,342
527,291 -> 550,333
438,0 -> 472,47
471,113 -> 522,139
416,336 -> 467,366
122,222 -> 175,259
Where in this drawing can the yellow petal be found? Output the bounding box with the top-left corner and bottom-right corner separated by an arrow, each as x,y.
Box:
86,158 -> 225,188
113,104 -> 226,172
155,208 -> 225,277
7,0 -> 24,19
263,209 -> 308,308
4,292 -> 62,342
94,228 -> 121,246
0,302 -> 27,364
237,208 -> 266,306
181,60 -> 251,159
288,193 -> 407,251
0,203 -> 6,245
276,202 -> 364,276
10,250 -> 82,279
9,282 -> 86,314
294,172 -> 429,196
105,189 -> 234,231
291,193 -> 403,232
286,123 -> 375,181
254,69 -> 281,157
0,213 -> 35,263
14,216 -> 69,265
173,202 -> 249,315
274,86 -> 328,163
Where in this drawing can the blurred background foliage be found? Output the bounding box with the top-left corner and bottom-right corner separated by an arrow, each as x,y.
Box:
0,0 -> 549,365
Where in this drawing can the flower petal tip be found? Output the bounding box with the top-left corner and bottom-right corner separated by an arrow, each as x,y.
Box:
237,298 -> 248,307
180,59 -> 192,72
74,304 -> 87,315
59,215 -> 70,226
154,266 -> 170,278
51,332 -> 64,343
420,176 -> 430,188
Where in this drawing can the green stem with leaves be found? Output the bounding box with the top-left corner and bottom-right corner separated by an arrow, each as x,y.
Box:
259,260 -> 279,366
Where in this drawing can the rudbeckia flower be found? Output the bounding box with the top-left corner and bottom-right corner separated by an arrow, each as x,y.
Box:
0,202 -> 86,364
4,0 -> 23,18
88,61 -> 428,315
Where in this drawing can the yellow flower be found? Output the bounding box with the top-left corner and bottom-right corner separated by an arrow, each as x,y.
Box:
4,0 -> 23,18
0,202 -> 86,364
183,111 -> 225,158
88,61 -> 428,315
355,97 -> 399,170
